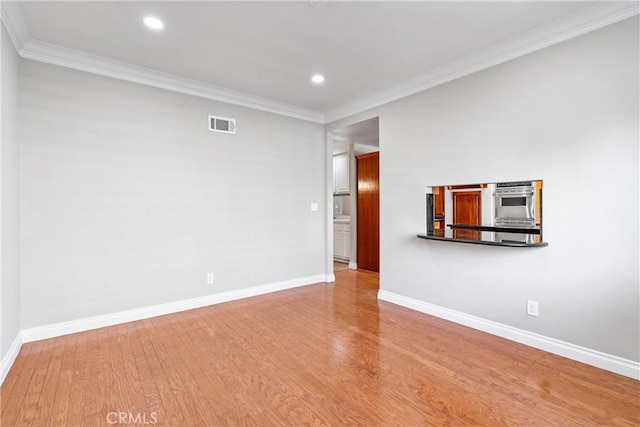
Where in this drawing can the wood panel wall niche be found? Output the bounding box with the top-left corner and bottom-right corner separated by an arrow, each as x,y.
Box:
356,152 -> 379,272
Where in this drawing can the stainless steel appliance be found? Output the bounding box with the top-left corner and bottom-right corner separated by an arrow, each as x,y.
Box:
494,181 -> 536,227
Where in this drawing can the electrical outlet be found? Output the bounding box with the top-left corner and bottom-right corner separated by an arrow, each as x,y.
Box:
527,300 -> 539,317
310,202 -> 319,212
207,273 -> 215,284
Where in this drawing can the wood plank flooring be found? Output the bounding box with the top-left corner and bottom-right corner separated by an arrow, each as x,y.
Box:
333,261 -> 349,272
1,269 -> 638,426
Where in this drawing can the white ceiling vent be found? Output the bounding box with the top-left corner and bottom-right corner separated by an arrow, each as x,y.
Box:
208,115 -> 236,134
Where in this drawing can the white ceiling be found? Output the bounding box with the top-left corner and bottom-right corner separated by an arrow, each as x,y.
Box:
2,1 -> 638,122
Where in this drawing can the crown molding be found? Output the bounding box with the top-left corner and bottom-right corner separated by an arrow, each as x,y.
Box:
0,1 -> 30,51
1,0 -> 324,124
3,2 -> 637,125
18,39 -> 325,123
324,2 -> 640,123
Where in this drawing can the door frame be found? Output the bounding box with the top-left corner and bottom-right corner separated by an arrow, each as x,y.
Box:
325,117 -> 380,279
325,132 -> 336,281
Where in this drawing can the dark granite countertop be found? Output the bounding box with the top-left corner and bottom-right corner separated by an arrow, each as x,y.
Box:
447,223 -> 541,235
417,229 -> 548,247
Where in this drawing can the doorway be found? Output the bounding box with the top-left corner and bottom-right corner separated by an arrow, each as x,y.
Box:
329,117 -> 379,274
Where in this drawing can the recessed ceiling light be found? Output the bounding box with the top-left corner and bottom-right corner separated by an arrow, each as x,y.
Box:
144,16 -> 164,30
311,74 -> 325,84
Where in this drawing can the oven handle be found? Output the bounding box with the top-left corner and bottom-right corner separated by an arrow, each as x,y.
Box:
493,191 -> 534,196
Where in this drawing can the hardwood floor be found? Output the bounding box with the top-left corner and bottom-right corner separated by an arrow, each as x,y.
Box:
1,269 -> 638,426
333,261 -> 349,272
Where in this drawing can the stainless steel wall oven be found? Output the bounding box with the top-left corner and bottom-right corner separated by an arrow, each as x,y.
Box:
494,181 -> 536,227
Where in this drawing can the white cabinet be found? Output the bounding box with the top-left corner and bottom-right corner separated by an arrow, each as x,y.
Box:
333,153 -> 350,194
333,222 -> 351,260
344,228 -> 351,258
333,227 -> 343,258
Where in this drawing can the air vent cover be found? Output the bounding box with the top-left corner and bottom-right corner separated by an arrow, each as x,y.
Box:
208,115 -> 236,134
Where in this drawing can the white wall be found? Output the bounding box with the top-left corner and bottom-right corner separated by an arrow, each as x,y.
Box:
1,23 -> 21,360
328,17 -> 639,361
19,59 -> 326,329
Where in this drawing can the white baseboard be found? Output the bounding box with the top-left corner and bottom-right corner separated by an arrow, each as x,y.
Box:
348,262 -> 357,270
21,274 -> 327,344
378,290 -> 639,380
1,273 -> 329,385
326,274 -> 336,282
0,332 -> 23,385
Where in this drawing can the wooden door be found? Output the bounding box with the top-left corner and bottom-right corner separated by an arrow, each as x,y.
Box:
453,191 -> 481,240
434,186 -> 445,218
453,191 -> 481,225
356,152 -> 379,272
434,186 -> 445,230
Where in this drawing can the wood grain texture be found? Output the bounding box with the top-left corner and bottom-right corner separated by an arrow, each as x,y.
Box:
453,190 -> 481,225
2,269 -> 638,426
356,151 -> 380,272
